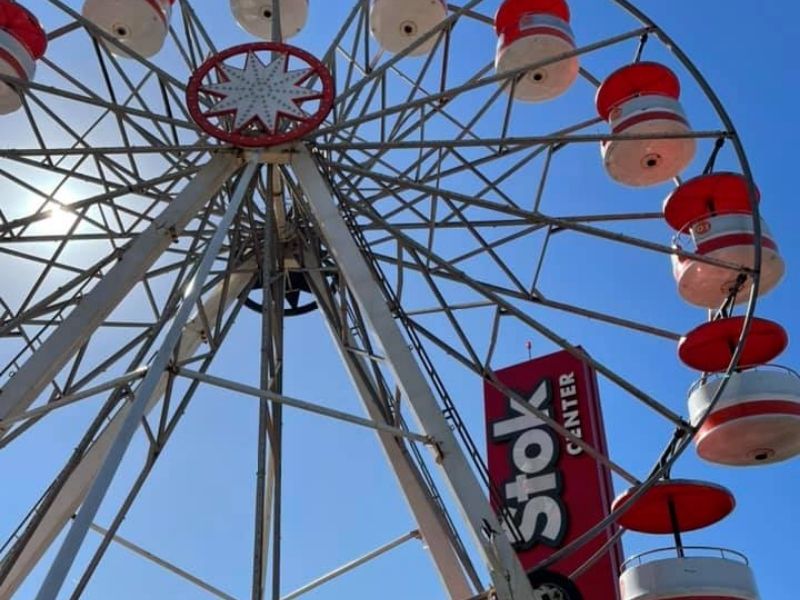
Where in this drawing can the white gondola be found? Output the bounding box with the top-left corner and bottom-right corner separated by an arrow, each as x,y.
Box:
494,1 -> 578,102
672,213 -> 785,308
370,0 -> 447,57
0,1 -> 46,114
620,549 -> 759,600
602,94 -> 695,187
230,0 -> 309,40
82,0 -> 174,58
689,366 -> 800,466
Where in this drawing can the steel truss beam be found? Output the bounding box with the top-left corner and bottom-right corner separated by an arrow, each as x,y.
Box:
0,261 -> 258,598
252,160 -> 285,600
0,152 -> 242,431
66,272 -> 257,599
34,162 -> 259,599
292,148 -> 534,600
299,241 -> 477,599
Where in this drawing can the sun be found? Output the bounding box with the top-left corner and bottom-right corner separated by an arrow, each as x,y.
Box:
41,203 -> 77,234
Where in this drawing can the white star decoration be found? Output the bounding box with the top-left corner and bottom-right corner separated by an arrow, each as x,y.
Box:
203,51 -> 315,133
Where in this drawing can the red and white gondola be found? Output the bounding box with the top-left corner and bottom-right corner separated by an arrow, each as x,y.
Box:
493,0 -> 579,102
613,480 -> 759,600
596,62 -> 695,187
689,366 -> 800,466
679,317 -> 799,465
665,172 -> 785,308
0,1 -> 46,114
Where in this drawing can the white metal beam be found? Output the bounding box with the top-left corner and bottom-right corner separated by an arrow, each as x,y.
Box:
88,523 -> 237,600
175,367 -> 431,443
0,368 -> 148,430
0,261 -> 257,599
34,162 -> 260,599
0,152 -> 242,430
303,254 -> 477,600
292,148 -> 534,600
281,530 -> 421,600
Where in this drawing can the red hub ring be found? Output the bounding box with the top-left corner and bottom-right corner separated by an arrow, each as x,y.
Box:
186,42 -> 334,148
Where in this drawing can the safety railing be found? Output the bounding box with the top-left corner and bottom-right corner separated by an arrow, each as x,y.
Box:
622,546 -> 749,572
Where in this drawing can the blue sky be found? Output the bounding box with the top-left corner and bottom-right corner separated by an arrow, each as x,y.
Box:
1,1 -> 799,599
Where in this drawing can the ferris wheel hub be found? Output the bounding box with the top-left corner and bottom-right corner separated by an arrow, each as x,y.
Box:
186,42 -> 334,148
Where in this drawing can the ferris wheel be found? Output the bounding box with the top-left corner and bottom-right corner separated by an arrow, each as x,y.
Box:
0,1 -> 796,599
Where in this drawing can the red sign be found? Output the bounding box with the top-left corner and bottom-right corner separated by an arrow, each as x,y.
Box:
484,349 -> 621,600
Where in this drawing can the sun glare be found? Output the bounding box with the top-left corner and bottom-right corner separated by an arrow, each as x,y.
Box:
42,203 -> 77,234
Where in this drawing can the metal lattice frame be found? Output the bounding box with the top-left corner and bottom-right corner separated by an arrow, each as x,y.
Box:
0,1 -> 762,599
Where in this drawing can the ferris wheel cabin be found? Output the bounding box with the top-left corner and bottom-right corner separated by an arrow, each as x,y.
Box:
82,0 -> 175,58
369,0 -> 448,56
689,366 -> 800,466
596,62 -> 696,187
614,481 -> 759,600
620,551 -> 760,600
0,1 -> 46,114
230,0 -> 309,40
493,0 -> 579,102
665,172 -> 785,308
679,316 -> 800,466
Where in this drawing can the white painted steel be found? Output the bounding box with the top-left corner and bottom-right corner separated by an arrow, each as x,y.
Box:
602,96 -> 695,187
82,0 -> 172,58
620,556 -> 759,600
88,523 -> 237,600
303,256 -> 475,600
688,368 -> 800,465
231,0 -> 309,40
176,367 -> 431,444
34,162 -> 260,600
0,260 -> 257,599
369,0 -> 447,56
281,530 -> 420,600
292,148 -> 535,600
0,368 -> 148,428
0,152 -> 241,433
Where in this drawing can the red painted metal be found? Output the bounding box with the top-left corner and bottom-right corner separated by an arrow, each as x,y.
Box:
485,349 -> 621,599
596,62 -> 680,121
612,480 -> 735,534
0,1 -> 47,59
502,23 -> 574,47
611,110 -> 688,134
663,173 -> 760,232
494,0 -> 571,35
186,42 -> 334,148
699,400 -> 800,434
678,317 -> 788,372
0,47 -> 25,78
694,232 -> 778,256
